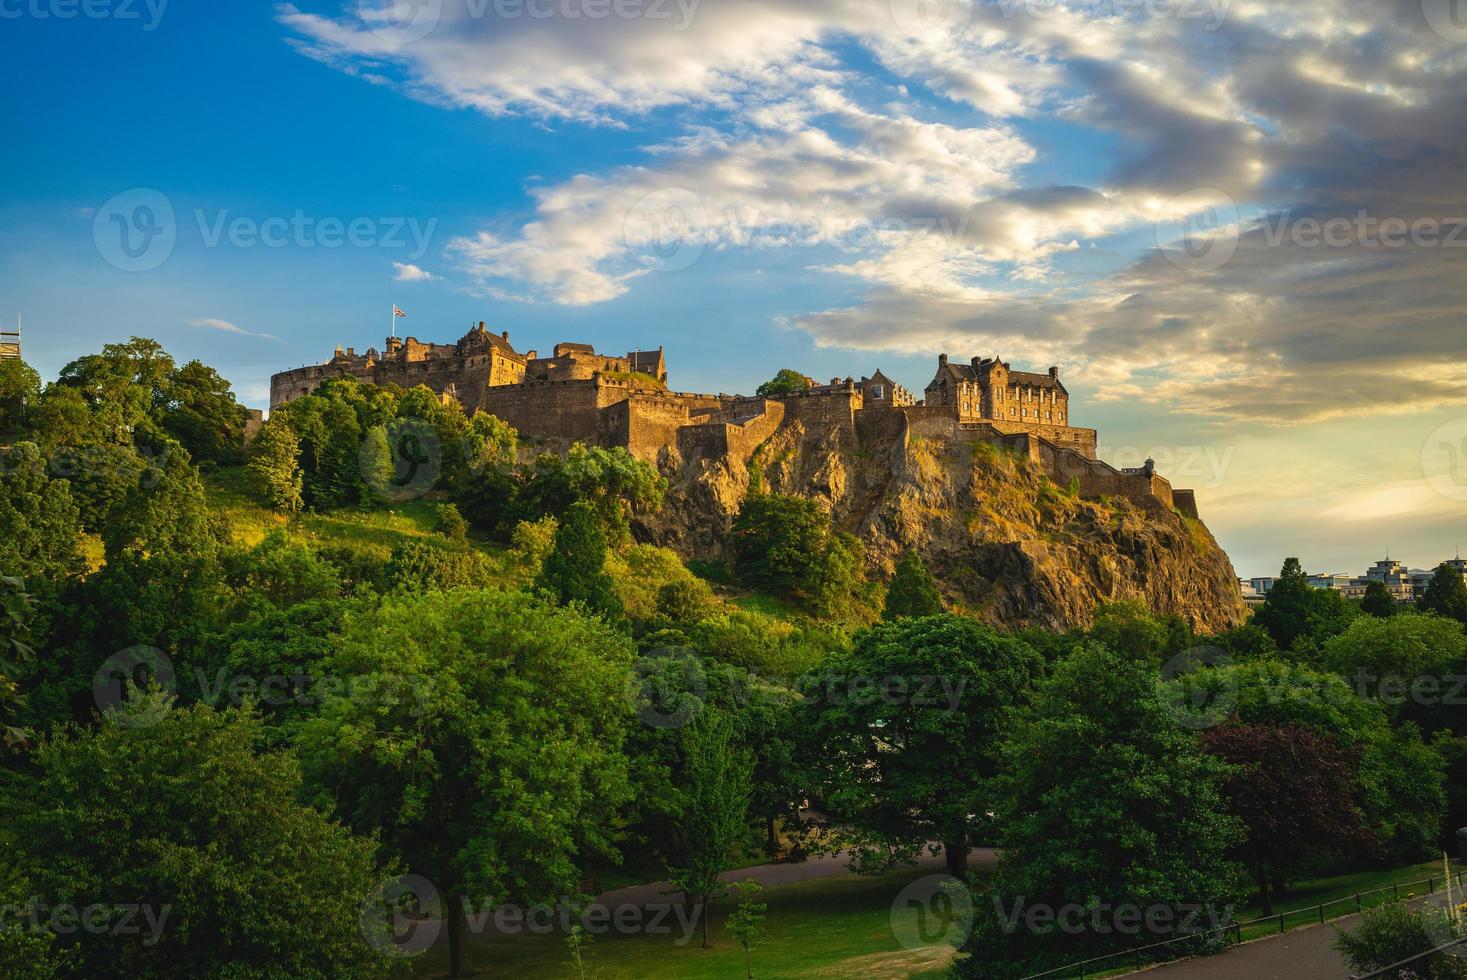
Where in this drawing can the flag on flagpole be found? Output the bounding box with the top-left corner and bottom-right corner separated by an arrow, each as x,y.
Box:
393,305 -> 407,318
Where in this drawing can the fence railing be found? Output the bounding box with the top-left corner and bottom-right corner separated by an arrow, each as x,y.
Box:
1020,868 -> 1465,980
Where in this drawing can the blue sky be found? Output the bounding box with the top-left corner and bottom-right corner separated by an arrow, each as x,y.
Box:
5,0 -> 1467,578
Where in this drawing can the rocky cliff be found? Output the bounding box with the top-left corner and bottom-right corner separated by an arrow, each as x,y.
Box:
640,417 -> 1245,633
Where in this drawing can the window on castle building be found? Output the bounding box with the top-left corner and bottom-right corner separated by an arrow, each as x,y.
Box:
873,384 -> 884,399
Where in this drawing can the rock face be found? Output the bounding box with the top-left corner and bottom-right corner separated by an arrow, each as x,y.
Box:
640,418 -> 1245,633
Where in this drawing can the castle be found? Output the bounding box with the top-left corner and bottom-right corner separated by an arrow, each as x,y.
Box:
269,324 -> 1200,519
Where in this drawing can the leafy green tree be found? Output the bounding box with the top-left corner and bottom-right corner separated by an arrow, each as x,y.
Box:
1,694 -> 393,978
536,500 -> 624,620
54,442 -> 150,531
1361,580 -> 1398,618
1086,598 -> 1176,665
0,442 -> 85,582
1200,723 -> 1368,914
882,550 -> 943,620
298,589 -> 634,978
1179,658 -> 1447,865
1253,557 -> 1355,651
668,707 -> 755,949
1321,613 -> 1467,727
436,502 -> 468,541
0,575 -> 37,749
755,369 -> 812,398
100,437 -> 221,563
732,494 -> 826,592
806,614 -> 1043,876
517,444 -> 664,542
0,357 -> 41,441
802,531 -> 866,619
222,533 -> 342,610
382,541 -> 496,595
247,418 -> 304,513
725,879 -> 768,979
25,384 -> 92,452
958,644 -> 1244,978
1420,563 -> 1467,625
159,359 -> 250,465
656,578 -> 719,625
358,424 -> 395,504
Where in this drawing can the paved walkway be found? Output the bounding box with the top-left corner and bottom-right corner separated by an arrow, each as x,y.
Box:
589,846 -> 999,910
1123,894 -> 1449,979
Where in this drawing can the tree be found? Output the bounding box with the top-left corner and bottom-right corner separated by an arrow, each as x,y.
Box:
1200,723 -> 1367,914
536,500 -> 624,620
667,707 -> 755,949
1086,598 -> 1175,665
247,418 -> 303,513
806,614 -> 1043,876
0,357 -> 41,442
516,444 -> 664,542
1420,563 -> 1467,625
883,550 -> 944,620
1253,557 -> 1355,651
100,437 -> 221,563
1361,580 -> 1397,618
436,502 -> 468,541
358,424 -> 395,504
0,575 -> 37,749
755,369 -> 813,398
732,494 -> 825,591
1,693 -> 393,978
1321,613 -> 1467,729
1179,658 -> 1447,865
159,359 -> 250,465
0,442 -> 85,583
957,644 -> 1244,978
725,880 -> 768,979
382,540 -> 496,595
298,589 -> 634,978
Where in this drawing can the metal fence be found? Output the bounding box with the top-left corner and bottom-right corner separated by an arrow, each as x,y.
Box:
1020,869 -> 1465,980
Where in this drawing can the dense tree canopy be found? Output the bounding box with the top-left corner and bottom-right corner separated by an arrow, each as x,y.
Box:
958,644 -> 1244,978
298,589 -> 635,977
806,614 -> 1043,876
1,694 -> 392,979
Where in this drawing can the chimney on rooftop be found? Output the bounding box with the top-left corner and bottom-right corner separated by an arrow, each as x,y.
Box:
938,353 -> 948,367
1049,366 -> 1060,380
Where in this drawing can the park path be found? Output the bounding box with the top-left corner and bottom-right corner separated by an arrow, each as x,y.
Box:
589,847 -> 999,910
1122,893 -> 1446,980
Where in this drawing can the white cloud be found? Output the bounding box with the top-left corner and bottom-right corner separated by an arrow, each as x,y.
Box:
281,0 -> 1467,424
188,318 -> 282,343
392,261 -> 437,282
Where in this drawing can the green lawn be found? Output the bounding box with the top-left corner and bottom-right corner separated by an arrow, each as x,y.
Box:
408,865 -> 973,979
203,467 -> 506,562
1236,859 -> 1460,939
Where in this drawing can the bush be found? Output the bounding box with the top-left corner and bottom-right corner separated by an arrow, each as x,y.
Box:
1334,902 -> 1467,979
436,502 -> 469,540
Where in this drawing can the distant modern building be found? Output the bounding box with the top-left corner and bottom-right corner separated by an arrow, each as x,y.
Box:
1247,555 -> 1464,605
